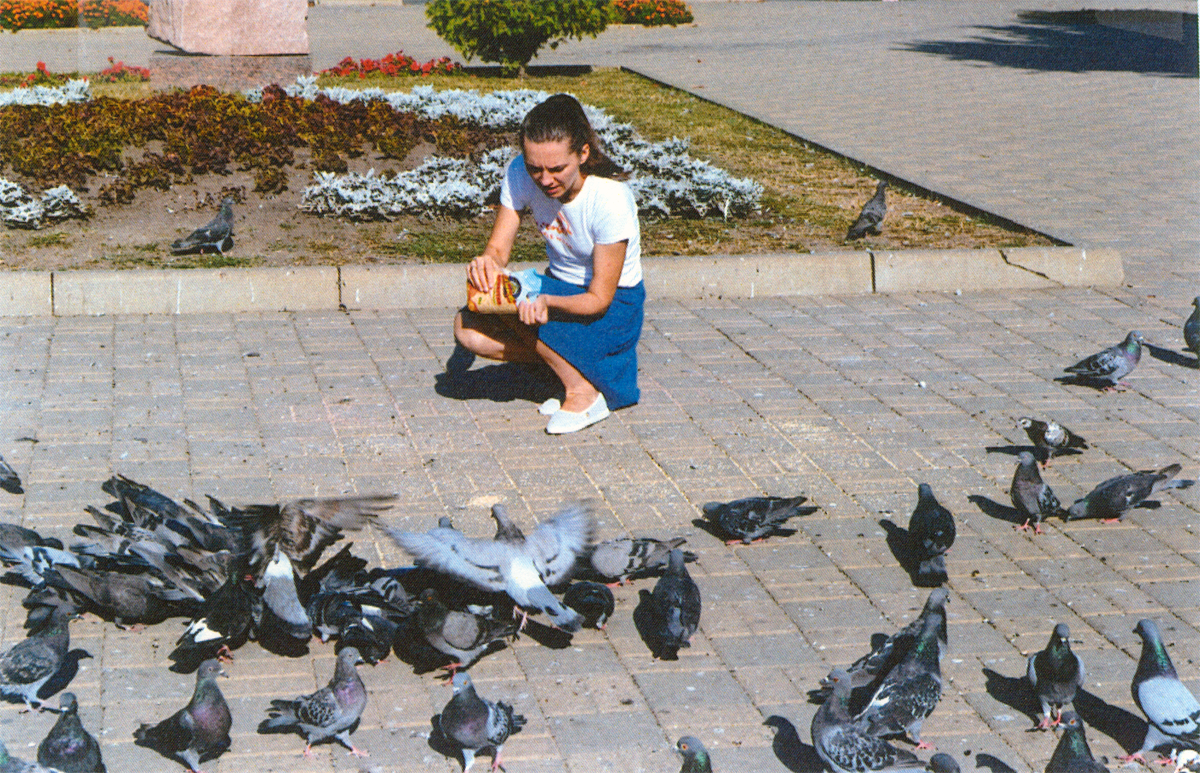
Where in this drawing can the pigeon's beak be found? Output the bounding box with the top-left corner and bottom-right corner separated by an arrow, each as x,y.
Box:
219,668 -> 230,678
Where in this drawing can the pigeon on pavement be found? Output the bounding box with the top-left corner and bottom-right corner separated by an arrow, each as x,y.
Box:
37,692 -> 105,772
1027,623 -> 1085,729
254,548 -> 312,649
438,671 -> 526,773
134,659 -> 231,773
1186,297 -> 1200,364
1011,452 -> 1064,534
1066,464 -> 1194,522
812,670 -> 926,773
1046,712 -> 1109,773
907,484 -> 955,587
417,588 -> 515,671
264,646 -> 369,758
1017,417 -> 1088,465
0,606 -> 71,710
701,495 -> 812,544
1124,619 -> 1200,764
47,564 -> 193,628
0,740 -> 56,773
846,181 -> 888,240
589,536 -> 695,584
0,454 -> 22,495
646,549 -> 702,660
677,736 -> 713,773
1064,331 -> 1144,390
562,581 -> 615,629
855,611 -> 944,749
388,503 -> 594,632
171,567 -> 256,668
171,198 -> 235,255
926,754 -> 959,773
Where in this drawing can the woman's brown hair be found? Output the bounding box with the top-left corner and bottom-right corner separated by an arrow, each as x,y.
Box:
519,93 -> 626,179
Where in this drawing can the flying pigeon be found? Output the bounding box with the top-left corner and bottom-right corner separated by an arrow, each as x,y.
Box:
677,736 -> 713,773
701,495 -> 811,544
438,671 -> 526,773
264,646 -> 369,758
1017,417 -> 1088,465
562,581 -> 615,629
646,549 -> 701,660
1066,464 -> 1194,522
589,536 -> 696,585
1026,623 -> 1085,729
417,588 -> 515,671
907,484 -> 955,587
855,610 -> 944,749
0,606 -> 71,710
1010,452 -> 1064,534
1046,712 -> 1109,773
37,692 -> 105,772
1124,619 -> 1200,764
0,454 -> 22,495
1064,331 -> 1144,390
134,659 -> 231,773
255,548 -> 312,647
812,670 -> 926,773
1185,297 -> 1200,364
388,503 -> 594,632
171,198 -> 235,255
926,754 -> 959,773
0,740 -> 56,773
846,181 -> 888,240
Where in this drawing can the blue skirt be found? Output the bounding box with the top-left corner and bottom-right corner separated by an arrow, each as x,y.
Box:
537,272 -> 644,411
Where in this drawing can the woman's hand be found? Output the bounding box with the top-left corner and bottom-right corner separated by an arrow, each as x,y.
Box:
517,295 -> 550,326
467,254 -> 501,292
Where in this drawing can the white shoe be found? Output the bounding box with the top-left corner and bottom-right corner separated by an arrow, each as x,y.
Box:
539,398 -> 562,416
545,393 -> 610,434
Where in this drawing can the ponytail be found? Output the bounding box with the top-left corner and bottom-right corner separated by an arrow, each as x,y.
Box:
519,93 -> 626,180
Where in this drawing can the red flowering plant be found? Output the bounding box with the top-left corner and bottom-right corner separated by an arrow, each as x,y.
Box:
0,61 -> 71,88
610,0 -> 693,26
320,51 -> 463,79
96,56 -> 150,83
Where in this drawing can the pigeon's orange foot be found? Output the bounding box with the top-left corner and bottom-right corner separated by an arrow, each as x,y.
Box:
1101,517 -> 1122,524
1118,753 -> 1148,765
914,741 -> 935,751
302,744 -> 316,759
348,746 -> 370,758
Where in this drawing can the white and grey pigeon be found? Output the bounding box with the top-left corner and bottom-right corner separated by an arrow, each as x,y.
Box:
256,548 -> 312,645
647,549 -> 702,660
855,610 -> 944,749
439,671 -> 526,773
907,484 -> 955,587
133,659 -> 231,773
1185,297 -> 1200,365
1124,619 -> 1200,764
1066,464 -> 1194,522
0,741 -> 56,773
847,181 -> 888,240
1026,622 -> 1085,730
1010,452 -> 1064,534
0,454 -> 22,495
589,536 -> 695,585
171,198 -> 235,255
1046,711 -> 1109,773
388,503 -> 594,632
264,646 -> 369,758
37,692 -> 105,772
0,606 -> 71,710
1017,417 -> 1088,466
1064,331 -> 1144,390
812,670 -> 926,773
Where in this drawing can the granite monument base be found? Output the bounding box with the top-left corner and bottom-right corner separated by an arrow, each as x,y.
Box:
150,52 -> 311,91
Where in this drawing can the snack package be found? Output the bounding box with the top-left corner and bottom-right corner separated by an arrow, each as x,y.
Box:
466,268 -> 542,314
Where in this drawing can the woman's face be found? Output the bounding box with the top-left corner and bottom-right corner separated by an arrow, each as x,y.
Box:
523,137 -> 590,203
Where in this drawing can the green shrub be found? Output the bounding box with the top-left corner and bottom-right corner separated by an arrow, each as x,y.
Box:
426,0 -> 610,76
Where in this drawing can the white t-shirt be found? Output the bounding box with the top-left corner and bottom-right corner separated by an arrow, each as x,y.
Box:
500,156 -> 642,288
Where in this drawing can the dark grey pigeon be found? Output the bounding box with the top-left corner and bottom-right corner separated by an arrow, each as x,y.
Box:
1185,297 -> 1200,363
171,198 -> 234,255
1066,464 -> 1194,522
812,670 -> 926,773
134,659 -> 231,773
1011,452 -> 1064,534
1017,417 -> 1088,465
907,484 -> 955,587
1064,331 -> 1144,390
855,610 -> 944,748
1046,711 -> 1109,773
926,754 -> 959,773
0,454 -> 22,495
171,568 -> 256,667
562,581 -> 615,629
0,606 -> 71,710
647,549 -> 702,660
37,692 -> 105,772
0,740 -> 55,773
1125,619 -> 1200,764
702,495 -> 811,544
1027,623 -> 1085,730
677,735 -> 713,773
589,536 -> 695,584
417,588 -> 515,671
48,564 -> 192,628
846,181 -> 888,240
438,671 -> 526,773
264,646 -> 369,757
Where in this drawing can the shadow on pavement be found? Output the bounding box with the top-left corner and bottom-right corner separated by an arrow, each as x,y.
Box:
1074,688 -> 1147,754
1146,343 -> 1198,368
968,494 -> 1025,527
975,753 -> 1020,773
763,715 -> 825,773
981,667 -> 1039,727
434,362 -> 561,404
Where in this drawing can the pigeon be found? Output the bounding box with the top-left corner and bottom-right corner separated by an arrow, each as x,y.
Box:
438,671 -> 526,773
1066,464 -> 1194,522
1010,452 -> 1064,534
0,606 -> 71,710
1046,712 -> 1109,773
171,198 -> 235,254
846,181 -> 888,240
417,588 -> 515,671
46,565 -> 194,628
701,495 -> 811,544
855,610 -> 944,749
134,659 -> 231,773
0,454 -> 22,495
255,548 -> 312,647
677,736 -> 713,773
1064,331 -> 1144,390
588,536 -> 696,584
1124,619 -> 1200,764
37,692 -> 105,772
646,549 -> 702,660
562,581 -> 615,629
907,484 -> 955,587
1174,750 -> 1200,773
927,754 -> 959,773
1027,623 -> 1085,729
0,740 -> 56,773
1017,417 -> 1088,465
171,568 -> 256,667
1185,297 -> 1200,364
812,670 -> 926,773
388,503 -> 594,632
264,646 -> 369,757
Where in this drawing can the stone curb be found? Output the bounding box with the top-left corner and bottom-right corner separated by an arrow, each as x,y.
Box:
0,247 -> 1123,316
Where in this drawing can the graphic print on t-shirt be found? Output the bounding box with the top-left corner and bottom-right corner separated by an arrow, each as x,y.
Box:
539,212 -> 573,245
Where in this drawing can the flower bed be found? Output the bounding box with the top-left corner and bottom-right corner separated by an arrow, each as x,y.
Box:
611,0 -> 693,27
0,0 -> 146,30
320,52 -> 463,79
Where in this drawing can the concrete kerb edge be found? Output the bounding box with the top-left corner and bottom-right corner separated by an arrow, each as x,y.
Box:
0,247 -> 1123,316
